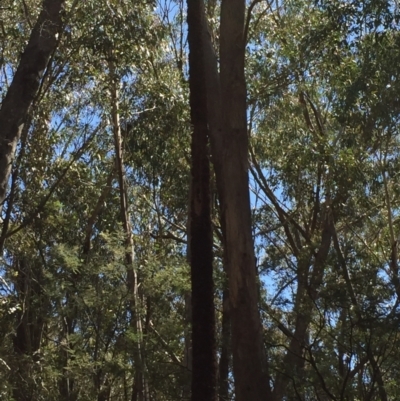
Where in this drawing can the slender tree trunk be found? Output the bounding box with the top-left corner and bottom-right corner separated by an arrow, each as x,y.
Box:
97,375 -> 112,401
218,287 -> 230,401
187,2 -> 217,401
83,169 -> 115,254
183,182 -> 192,400
58,311 -> 77,401
58,169 -> 115,401
12,259 -> 47,401
108,56 -> 147,401
182,291 -> 193,400
0,0 -> 65,211
273,214 -> 331,401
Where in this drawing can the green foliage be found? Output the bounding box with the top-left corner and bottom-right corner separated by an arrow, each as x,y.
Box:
2,0 -> 400,399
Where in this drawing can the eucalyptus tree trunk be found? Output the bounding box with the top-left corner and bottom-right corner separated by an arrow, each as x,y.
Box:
273,219 -> 331,400
183,180 -> 192,400
187,1 -> 217,400
12,259 -> 47,401
218,287 -> 230,401
186,2 -> 271,400
217,3 -> 271,401
108,56 -> 147,401
0,0 -> 65,213
182,292 -> 193,400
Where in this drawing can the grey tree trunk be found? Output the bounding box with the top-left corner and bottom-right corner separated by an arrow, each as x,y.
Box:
0,0 -> 65,212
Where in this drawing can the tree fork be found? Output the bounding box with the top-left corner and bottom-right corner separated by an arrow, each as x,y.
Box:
216,2 -> 272,400
189,1 -> 272,399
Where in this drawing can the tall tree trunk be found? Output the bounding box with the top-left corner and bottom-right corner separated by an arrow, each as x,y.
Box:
216,3 -> 271,401
183,181 -> 193,401
187,2 -> 217,401
108,56 -> 147,401
0,0 -> 65,212
190,3 -> 271,400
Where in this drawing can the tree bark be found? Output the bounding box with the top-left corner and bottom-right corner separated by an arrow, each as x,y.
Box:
216,3 -> 271,401
187,1 -> 217,401
108,56 -> 147,401
218,287 -> 231,401
183,194 -> 192,400
0,0 -> 65,212
12,258 -> 47,401
190,3 -> 271,400
273,213 -> 332,401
